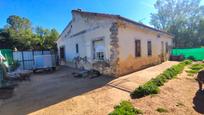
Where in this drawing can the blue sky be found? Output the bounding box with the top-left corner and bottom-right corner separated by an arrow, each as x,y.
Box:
0,0 -> 203,33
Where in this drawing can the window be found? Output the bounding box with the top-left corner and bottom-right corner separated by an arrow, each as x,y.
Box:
76,44 -> 79,53
165,42 -> 168,53
93,39 -> 105,60
161,41 -> 164,55
147,41 -> 152,56
135,40 -> 141,57
96,52 -> 104,60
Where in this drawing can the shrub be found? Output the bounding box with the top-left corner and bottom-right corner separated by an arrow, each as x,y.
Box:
183,60 -> 192,65
187,73 -> 194,76
186,63 -> 204,75
156,107 -> 168,113
186,69 -> 199,74
189,64 -> 204,70
109,101 -> 143,115
131,82 -> 160,98
151,75 -> 166,86
187,56 -> 195,61
131,60 -> 191,99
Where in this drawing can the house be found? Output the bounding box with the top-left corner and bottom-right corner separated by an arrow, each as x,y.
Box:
57,10 -> 173,77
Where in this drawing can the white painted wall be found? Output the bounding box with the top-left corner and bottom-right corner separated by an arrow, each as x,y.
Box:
118,22 -> 173,60
57,11 -> 115,63
57,11 -> 173,74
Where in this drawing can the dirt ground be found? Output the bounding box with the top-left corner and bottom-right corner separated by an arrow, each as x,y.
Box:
132,65 -> 204,115
0,61 -> 196,115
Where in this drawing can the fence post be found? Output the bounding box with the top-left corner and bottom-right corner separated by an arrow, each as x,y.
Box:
32,50 -> 34,70
22,51 -> 25,70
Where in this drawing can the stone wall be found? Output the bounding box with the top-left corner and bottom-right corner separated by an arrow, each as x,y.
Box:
91,22 -> 119,77
109,22 -> 119,76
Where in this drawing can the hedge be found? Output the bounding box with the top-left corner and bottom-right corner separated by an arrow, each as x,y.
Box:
131,60 -> 192,99
109,101 -> 143,115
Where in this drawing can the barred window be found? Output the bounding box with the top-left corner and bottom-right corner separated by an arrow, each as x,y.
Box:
135,40 -> 141,57
147,41 -> 152,56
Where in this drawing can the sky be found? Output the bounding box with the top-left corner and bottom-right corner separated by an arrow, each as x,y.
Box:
0,0 -> 204,33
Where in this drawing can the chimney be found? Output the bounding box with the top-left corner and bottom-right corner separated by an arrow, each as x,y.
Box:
76,8 -> 82,12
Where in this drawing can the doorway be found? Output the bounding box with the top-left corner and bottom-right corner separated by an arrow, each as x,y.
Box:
59,46 -> 65,64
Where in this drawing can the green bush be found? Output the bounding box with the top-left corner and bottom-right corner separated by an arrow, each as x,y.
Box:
186,63 -> 204,75
186,69 -> 199,74
131,82 -> 160,98
189,64 -> 204,70
151,75 -> 167,86
183,60 -> 193,65
131,60 -> 191,99
109,101 -> 143,115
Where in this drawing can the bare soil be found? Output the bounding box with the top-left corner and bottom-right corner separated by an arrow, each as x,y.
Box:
132,66 -> 204,115
0,61 -> 189,115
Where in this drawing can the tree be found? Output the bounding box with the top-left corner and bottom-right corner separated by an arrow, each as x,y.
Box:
0,15 -> 59,50
5,15 -> 33,50
198,19 -> 204,46
6,15 -> 31,32
151,0 -> 204,48
35,27 -> 59,50
0,29 -> 14,49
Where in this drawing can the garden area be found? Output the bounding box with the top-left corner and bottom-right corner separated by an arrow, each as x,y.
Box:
110,60 -> 204,115
0,58 -> 203,115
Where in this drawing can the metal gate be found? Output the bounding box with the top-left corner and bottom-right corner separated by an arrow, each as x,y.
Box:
13,50 -> 52,70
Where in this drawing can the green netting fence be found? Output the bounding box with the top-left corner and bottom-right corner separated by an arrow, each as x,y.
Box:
0,49 -> 13,65
171,48 -> 204,61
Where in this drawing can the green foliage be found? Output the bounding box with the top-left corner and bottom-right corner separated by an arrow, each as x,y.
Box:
131,60 -> 191,99
190,64 -> 204,70
183,60 -> 193,65
186,63 -> 204,75
0,15 -> 59,50
187,73 -> 194,76
156,107 -> 168,113
109,101 -> 143,115
131,82 -> 160,98
151,0 -> 204,48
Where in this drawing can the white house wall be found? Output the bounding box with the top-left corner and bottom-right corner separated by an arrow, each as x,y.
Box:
57,10 -> 173,77
57,11 -> 115,69
116,21 -> 172,76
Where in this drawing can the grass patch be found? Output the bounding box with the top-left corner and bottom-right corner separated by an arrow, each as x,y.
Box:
186,69 -> 199,74
131,60 -> 192,99
156,107 -> 168,113
187,73 -> 194,76
186,63 -> 204,75
109,101 -> 143,115
190,63 -> 204,70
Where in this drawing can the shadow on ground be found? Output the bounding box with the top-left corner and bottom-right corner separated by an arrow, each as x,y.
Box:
193,90 -> 204,114
0,66 -> 114,115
